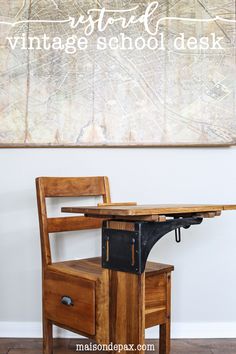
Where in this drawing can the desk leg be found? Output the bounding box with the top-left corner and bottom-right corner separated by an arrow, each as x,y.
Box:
159,273 -> 171,354
43,316 -> 53,354
109,270 -> 145,354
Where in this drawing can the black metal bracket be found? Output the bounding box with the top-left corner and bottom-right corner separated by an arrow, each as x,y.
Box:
102,217 -> 203,274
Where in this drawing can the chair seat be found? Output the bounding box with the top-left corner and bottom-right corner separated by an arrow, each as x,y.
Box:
48,257 -> 174,280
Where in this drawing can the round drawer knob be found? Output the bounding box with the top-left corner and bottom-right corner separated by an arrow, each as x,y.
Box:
61,296 -> 74,306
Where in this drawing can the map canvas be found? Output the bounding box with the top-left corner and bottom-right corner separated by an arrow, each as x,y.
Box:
0,0 -> 236,147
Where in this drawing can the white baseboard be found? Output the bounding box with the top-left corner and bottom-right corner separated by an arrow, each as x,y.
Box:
147,323 -> 236,339
0,322 -> 80,339
0,322 -> 235,339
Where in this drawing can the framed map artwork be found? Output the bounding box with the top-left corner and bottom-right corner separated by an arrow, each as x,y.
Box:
0,1 -> 235,147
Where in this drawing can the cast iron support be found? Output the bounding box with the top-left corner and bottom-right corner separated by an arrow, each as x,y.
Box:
102,217 -> 203,274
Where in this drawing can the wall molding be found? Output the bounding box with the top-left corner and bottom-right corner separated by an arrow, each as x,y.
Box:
0,322 -> 236,339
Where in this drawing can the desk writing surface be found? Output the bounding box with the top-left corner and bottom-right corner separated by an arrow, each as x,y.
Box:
61,204 -> 236,217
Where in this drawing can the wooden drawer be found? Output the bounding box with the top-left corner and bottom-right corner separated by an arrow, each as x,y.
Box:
145,273 -> 167,328
44,271 -> 95,335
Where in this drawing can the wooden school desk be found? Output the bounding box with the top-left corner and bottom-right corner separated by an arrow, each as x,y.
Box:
62,203 -> 236,353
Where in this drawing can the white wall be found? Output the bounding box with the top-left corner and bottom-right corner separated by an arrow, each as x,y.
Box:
0,147 -> 236,338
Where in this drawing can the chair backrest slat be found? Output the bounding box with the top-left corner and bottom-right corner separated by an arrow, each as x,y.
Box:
47,216 -> 103,233
36,176 -> 111,268
43,176 -> 107,197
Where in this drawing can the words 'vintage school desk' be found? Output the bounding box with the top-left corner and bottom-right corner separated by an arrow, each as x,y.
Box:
36,176 -> 236,354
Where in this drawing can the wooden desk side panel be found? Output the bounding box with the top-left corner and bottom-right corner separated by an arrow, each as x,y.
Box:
95,269 -> 110,344
109,271 -> 145,354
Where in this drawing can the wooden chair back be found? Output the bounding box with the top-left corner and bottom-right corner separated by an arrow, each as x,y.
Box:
36,176 -> 111,268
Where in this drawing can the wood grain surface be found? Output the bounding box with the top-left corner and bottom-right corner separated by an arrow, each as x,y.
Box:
109,271 -> 145,353
36,176 -> 112,353
62,204 -> 236,217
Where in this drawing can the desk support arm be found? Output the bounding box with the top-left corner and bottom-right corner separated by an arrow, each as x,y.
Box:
140,217 -> 203,272
102,217 -> 203,274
